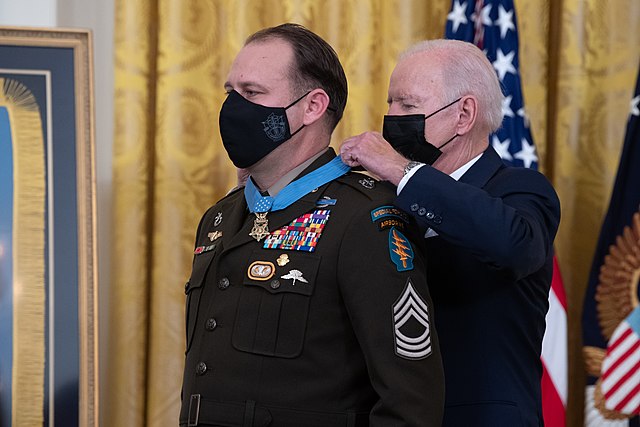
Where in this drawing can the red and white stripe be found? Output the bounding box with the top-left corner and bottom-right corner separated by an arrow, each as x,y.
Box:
541,256 -> 568,426
601,314 -> 640,415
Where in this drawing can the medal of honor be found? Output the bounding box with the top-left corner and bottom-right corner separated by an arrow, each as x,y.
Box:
249,212 -> 270,241
244,157 -> 350,243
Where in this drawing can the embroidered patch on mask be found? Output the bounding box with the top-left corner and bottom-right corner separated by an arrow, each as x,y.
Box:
263,209 -> 330,252
262,113 -> 287,141
388,227 -> 414,271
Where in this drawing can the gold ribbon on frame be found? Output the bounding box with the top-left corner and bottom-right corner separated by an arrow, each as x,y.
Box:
0,77 -> 46,427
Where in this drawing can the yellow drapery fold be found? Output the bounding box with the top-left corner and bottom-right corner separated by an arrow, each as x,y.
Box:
108,1 -> 640,426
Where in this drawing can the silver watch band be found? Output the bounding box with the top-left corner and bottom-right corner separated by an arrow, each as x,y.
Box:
403,160 -> 423,176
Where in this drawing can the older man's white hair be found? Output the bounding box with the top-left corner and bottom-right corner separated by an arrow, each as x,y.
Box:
399,39 -> 505,134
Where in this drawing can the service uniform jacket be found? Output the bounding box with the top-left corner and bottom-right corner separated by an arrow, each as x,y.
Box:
395,146 -> 560,427
180,151 -> 444,427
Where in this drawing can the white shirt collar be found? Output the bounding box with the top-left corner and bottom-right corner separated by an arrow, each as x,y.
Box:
449,152 -> 482,181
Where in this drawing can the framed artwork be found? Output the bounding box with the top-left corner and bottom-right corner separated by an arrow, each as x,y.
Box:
0,27 -> 97,427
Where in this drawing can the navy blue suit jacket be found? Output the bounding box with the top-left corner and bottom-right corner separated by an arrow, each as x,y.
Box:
395,146 -> 560,427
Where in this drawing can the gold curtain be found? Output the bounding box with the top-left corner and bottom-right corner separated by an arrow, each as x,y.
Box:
107,1 -> 640,426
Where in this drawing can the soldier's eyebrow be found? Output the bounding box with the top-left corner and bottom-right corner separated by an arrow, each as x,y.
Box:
224,81 -> 269,93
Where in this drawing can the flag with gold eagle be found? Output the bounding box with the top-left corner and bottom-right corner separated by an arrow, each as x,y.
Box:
582,63 -> 640,426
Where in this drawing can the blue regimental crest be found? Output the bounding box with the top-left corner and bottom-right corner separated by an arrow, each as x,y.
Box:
262,112 -> 287,141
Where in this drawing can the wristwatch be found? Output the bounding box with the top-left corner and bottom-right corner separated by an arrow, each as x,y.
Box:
403,160 -> 423,177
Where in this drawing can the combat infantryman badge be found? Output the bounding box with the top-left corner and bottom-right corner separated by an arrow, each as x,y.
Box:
249,212 -> 270,241
316,196 -> 337,208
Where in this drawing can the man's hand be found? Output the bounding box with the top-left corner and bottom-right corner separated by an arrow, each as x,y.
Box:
340,131 -> 408,186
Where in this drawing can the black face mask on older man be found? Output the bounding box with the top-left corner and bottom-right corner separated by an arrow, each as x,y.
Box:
382,97 -> 461,165
219,90 -> 309,168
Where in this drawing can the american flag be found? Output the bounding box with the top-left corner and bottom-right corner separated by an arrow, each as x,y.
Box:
601,307 -> 640,415
445,1 -> 568,426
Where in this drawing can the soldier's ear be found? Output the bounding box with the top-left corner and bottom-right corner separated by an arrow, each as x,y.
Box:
302,88 -> 331,126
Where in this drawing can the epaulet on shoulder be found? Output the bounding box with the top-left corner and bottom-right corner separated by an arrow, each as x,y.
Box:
335,171 -> 397,201
216,185 -> 244,204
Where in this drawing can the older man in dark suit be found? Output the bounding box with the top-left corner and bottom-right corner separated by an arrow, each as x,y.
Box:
341,39 -> 561,427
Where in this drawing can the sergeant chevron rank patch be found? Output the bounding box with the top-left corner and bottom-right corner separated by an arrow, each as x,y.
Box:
393,278 -> 432,360
388,227 -> 414,271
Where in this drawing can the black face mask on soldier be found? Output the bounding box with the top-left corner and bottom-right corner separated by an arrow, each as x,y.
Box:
219,90 -> 309,168
382,97 -> 462,165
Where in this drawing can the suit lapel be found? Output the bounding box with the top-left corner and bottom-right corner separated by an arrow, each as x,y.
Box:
458,145 -> 505,188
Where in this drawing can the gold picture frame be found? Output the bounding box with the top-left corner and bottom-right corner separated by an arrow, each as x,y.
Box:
0,27 -> 97,426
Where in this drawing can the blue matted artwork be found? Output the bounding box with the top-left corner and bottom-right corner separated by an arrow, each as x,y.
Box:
0,28 -> 97,427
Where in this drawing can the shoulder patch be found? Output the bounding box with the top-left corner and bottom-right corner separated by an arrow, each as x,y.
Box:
388,227 -> 414,272
371,205 -> 410,223
371,205 -> 409,231
376,218 -> 406,231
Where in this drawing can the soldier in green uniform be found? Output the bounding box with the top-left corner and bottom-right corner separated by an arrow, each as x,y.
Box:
180,23 -> 444,427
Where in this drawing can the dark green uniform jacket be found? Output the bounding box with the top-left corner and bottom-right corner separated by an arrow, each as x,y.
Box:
180,150 -> 444,427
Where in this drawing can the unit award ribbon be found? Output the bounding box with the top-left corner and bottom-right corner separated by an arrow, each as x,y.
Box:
244,156 -> 350,241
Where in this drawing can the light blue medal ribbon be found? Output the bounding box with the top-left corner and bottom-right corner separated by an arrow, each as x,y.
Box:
244,156 -> 350,213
